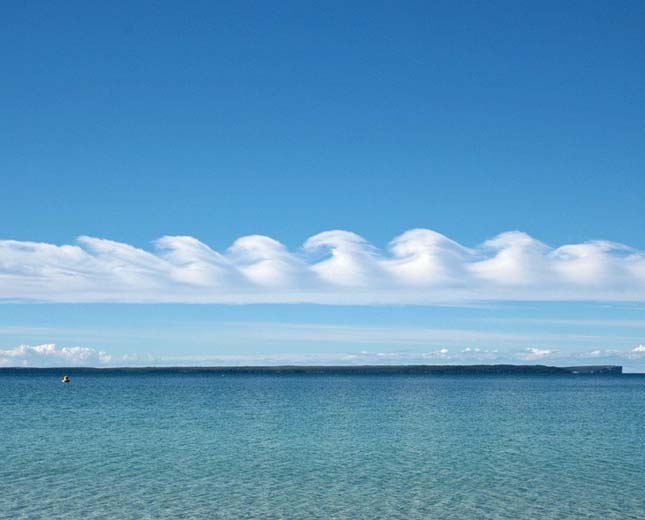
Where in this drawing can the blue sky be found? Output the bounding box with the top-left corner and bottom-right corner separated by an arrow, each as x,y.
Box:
1,1 -> 644,369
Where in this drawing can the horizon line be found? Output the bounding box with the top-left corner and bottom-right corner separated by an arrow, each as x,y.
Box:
0,363 -> 632,374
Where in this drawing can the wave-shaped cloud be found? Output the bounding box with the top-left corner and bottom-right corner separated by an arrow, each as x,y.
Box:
1,229 -> 644,303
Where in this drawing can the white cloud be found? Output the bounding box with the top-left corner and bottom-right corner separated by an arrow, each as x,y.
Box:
0,344 -> 111,367
522,347 -> 556,360
304,230 -> 382,287
471,231 -> 551,287
1,342 -> 643,368
1,229 -> 645,303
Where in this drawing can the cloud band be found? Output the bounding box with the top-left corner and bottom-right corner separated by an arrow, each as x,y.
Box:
1,229 -> 644,304
2,343 -> 644,368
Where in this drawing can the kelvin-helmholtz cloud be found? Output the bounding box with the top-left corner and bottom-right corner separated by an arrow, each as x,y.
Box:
1,229 -> 645,304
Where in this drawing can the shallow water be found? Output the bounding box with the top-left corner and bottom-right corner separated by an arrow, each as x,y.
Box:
1,372 -> 644,519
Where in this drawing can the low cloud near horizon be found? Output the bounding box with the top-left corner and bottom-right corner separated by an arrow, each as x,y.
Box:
2,343 -> 644,369
1,229 -> 645,304
0,344 -> 111,367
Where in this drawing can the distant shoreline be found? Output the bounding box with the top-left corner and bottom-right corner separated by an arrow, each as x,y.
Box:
0,364 -> 627,375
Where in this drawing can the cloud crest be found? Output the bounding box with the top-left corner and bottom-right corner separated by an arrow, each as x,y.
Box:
1,229 -> 645,303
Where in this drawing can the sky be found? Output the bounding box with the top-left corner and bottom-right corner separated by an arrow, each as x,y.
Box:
1,1 -> 644,370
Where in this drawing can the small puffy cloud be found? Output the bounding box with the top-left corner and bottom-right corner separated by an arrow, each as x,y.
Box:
632,345 -> 645,354
1,229 -> 645,304
522,348 -> 556,360
0,344 -> 111,367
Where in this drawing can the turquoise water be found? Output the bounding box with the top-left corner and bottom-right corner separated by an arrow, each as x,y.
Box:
1,372 -> 644,519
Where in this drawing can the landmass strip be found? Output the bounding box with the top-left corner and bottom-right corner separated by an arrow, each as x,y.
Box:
0,365 -> 623,375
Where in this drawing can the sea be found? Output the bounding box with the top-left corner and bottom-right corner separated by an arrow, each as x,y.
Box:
1,370 -> 644,519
